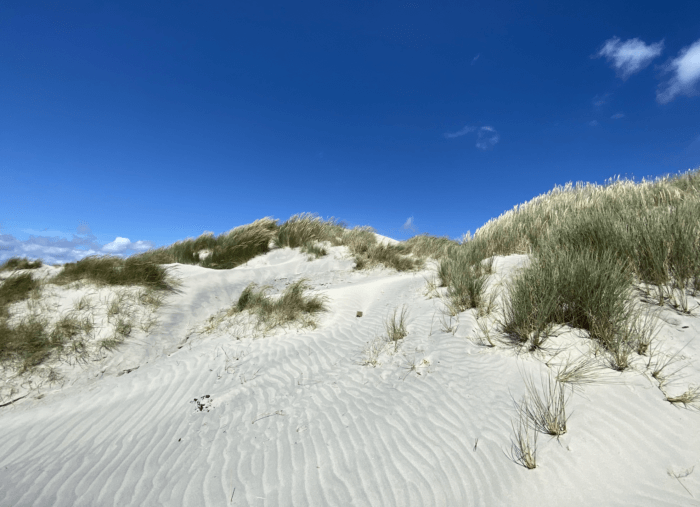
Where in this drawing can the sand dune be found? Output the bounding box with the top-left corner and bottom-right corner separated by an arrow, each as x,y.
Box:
1,245 -> 699,506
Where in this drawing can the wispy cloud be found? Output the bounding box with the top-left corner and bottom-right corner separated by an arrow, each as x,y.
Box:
402,217 -> 417,233
445,125 -> 499,150
611,112 -> 625,119
471,54 -> 480,65
444,125 -> 477,138
596,36 -> 664,80
0,225 -> 155,266
476,126 -> 499,150
592,93 -> 611,107
588,120 -> 599,127
657,38 -> 700,104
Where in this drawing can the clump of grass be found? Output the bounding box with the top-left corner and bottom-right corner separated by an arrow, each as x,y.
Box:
520,372 -> 571,437
360,335 -> 387,367
233,279 -> 328,333
360,306 -> 410,364
646,340 -> 690,389
51,255 -> 181,292
500,244 -> 642,362
0,272 -> 41,319
0,257 -> 43,272
665,385 -> 700,409
471,315 -> 497,347
274,213 -> 345,249
0,315 -> 56,373
49,314 -> 83,343
385,306 -> 409,351
132,217 -> 279,270
403,234 -> 459,260
340,226 -> 421,272
509,401 -> 538,469
555,356 -> 607,390
437,246 -> 494,315
300,242 -> 328,259
352,242 -> 422,272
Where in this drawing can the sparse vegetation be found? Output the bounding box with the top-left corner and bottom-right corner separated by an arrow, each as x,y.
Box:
520,372 -> 570,437
232,279 -> 328,333
131,217 -> 279,270
0,256 -> 175,374
385,306 -> 409,351
0,257 -> 43,272
300,242 -> 328,259
665,385 -> 700,409
510,400 -> 538,469
359,306 -> 411,365
554,356 -> 607,390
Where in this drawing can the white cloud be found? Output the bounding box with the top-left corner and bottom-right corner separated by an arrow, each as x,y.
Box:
471,54 -> 480,65
0,227 -> 156,266
597,36 -> 664,80
476,126 -> 499,150
102,237 -> 155,253
444,125 -> 477,138
657,38 -> 700,103
588,120 -> 599,127
611,113 -> 625,119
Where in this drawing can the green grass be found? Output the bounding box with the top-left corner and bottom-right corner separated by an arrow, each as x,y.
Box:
2,167 -> 698,384
0,257 -> 43,272
437,245 -> 494,315
438,167 -> 700,375
0,253 -> 180,373
275,214 -> 424,272
233,278 -> 328,333
274,213 -> 345,249
385,305 -> 409,351
300,242 -> 329,259
131,217 -> 279,270
51,255 -> 181,292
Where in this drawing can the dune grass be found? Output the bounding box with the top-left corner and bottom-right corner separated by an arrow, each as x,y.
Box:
0,257 -> 43,272
3,168 -> 699,392
233,278 -> 328,333
0,213 -> 432,374
509,403 -> 538,469
275,213 -> 425,272
131,217 -> 279,270
441,168 -> 700,373
520,372 -> 571,437
0,254 -> 180,374
360,305 -> 410,365
385,305 -> 409,351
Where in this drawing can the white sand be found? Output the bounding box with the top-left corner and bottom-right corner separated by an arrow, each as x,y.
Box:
0,244 -> 699,506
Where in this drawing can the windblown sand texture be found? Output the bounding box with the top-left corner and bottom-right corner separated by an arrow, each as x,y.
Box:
0,241 -> 699,506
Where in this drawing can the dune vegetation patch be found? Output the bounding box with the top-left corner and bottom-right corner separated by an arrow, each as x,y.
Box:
275,213 -> 425,272
0,254 -> 178,377
0,257 -> 43,272
132,217 -> 279,270
236,279 -> 328,329
196,278 -> 329,338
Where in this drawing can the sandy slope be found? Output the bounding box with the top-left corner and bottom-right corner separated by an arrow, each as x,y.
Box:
0,246 -> 699,506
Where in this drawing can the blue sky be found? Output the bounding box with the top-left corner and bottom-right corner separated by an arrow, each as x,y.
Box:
2,0 -> 700,265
